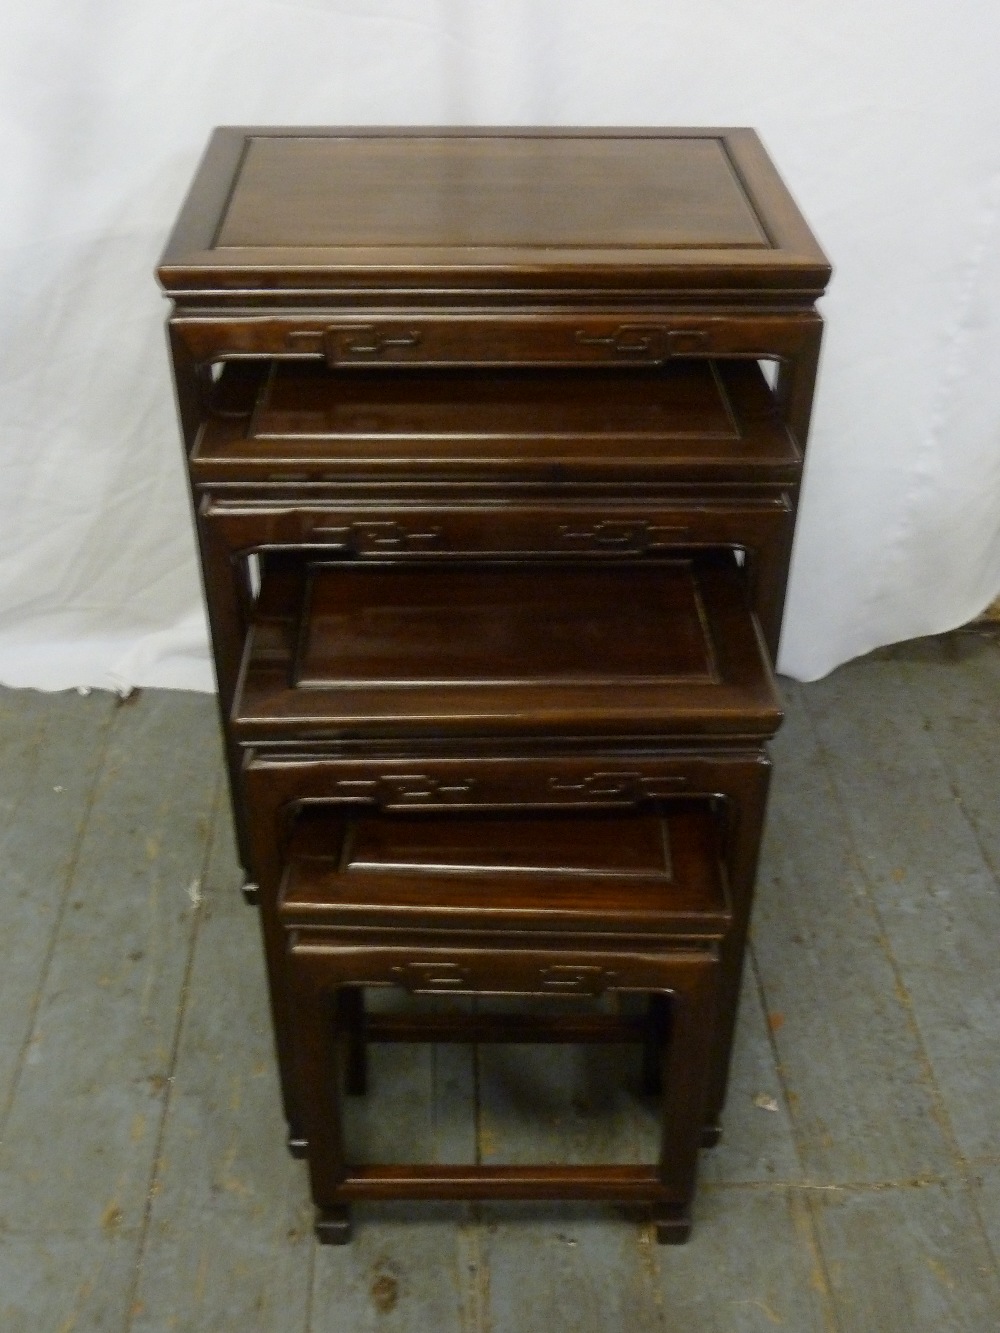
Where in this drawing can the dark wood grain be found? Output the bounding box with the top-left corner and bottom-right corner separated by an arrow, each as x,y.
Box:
158,125 -> 828,1244
241,746 -> 771,1168
217,135 -> 768,250
233,554 -> 782,742
158,127 -> 829,298
193,358 -> 799,481
280,804 -> 728,936
295,564 -> 715,687
280,800 -> 727,1240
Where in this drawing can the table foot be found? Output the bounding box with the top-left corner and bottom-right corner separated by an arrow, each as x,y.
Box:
316,1205 -> 352,1244
654,1207 -> 692,1244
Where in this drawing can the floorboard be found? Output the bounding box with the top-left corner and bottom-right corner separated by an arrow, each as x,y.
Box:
972,1164 -> 1000,1271
128,804 -> 314,1333
651,1187 -> 837,1332
810,1182 -> 999,1333
755,684 -> 951,1183
477,1205 -> 663,1332
0,690 -> 219,1332
698,965 -> 803,1186
803,657 -> 1000,1164
0,689 -> 115,1117
310,1204 -> 475,1332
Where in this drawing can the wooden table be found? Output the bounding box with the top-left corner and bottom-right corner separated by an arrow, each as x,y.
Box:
158,127 -> 829,1236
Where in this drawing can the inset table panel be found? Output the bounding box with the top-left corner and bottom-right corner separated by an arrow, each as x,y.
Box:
280,802 -> 728,937
218,135 -> 767,251
233,552 -> 781,742
295,564 -> 715,689
159,127 -> 829,297
193,358 -> 798,484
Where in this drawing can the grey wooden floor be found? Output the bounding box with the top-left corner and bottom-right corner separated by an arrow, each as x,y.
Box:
1,634 -> 999,1332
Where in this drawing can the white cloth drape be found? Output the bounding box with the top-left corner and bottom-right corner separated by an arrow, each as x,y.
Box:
1,0 -> 998,690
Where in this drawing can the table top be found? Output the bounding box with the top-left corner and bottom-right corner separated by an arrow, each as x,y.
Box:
278,803 -> 730,937
158,127 -> 830,300
193,357 -> 799,484
233,551 -> 783,742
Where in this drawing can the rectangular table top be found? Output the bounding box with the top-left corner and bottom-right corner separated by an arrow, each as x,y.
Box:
193,357 -> 798,485
158,127 -> 830,300
278,803 -> 730,937
232,550 -> 782,743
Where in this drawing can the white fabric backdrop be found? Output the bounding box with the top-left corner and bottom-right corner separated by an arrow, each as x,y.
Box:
1,0 -> 998,691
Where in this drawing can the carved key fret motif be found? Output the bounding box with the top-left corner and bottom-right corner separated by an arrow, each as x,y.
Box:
389,961 -> 471,992
539,965 -> 619,996
330,326 -> 423,358
322,770 -> 690,810
331,774 -> 479,806
387,961 -> 620,997
547,771 -> 689,801
558,520 -> 691,553
307,519 -> 442,553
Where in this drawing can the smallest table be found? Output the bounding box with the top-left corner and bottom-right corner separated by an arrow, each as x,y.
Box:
278,803 -> 731,1243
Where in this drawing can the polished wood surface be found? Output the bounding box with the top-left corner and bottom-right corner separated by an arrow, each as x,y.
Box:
158,127 -> 829,298
256,362 -> 738,440
217,135 -> 768,250
193,358 -> 799,482
280,801 -> 728,1242
280,804 -> 728,936
159,125 -> 829,1244
295,565 -> 715,686
198,493 -> 795,672
233,554 -> 782,741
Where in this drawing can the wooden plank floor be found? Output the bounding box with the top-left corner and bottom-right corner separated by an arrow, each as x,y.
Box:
1,635 -> 999,1331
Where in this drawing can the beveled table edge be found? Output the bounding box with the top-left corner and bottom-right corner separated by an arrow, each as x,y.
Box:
157,126 -> 831,299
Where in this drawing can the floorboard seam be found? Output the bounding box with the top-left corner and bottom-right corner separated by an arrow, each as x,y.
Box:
797,1191 -> 845,1333
0,700 -> 116,1139
799,683 -> 965,1166
0,705 -> 45,839
898,653 -> 1000,890
890,655 -> 1000,1282
457,1215 -> 491,1333
747,824 -> 843,1333
747,939 -> 810,1178
702,1178 -> 953,1194
302,1231 -> 318,1333
800,676 -> 1000,1287
633,1225 -> 667,1328
121,773 -> 223,1333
